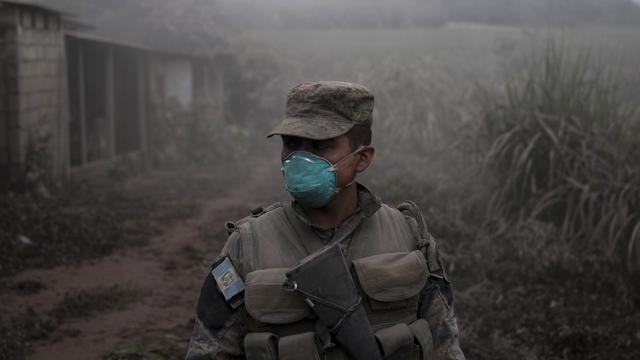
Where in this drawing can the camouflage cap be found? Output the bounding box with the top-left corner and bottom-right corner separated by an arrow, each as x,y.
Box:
267,81 -> 374,140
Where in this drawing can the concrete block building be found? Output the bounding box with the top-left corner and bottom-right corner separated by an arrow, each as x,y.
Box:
0,1 -> 226,190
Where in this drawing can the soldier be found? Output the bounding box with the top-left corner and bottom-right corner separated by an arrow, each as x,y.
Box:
186,81 -> 465,360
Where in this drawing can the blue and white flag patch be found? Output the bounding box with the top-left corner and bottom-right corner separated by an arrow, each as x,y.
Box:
211,257 -> 245,301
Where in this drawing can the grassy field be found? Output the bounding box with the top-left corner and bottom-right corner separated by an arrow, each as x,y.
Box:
230,26 -> 640,359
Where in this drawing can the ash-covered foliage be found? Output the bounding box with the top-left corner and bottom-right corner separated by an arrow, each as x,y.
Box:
0,170 -> 223,276
407,41 -> 640,359
475,42 -> 640,272
0,191 -> 122,276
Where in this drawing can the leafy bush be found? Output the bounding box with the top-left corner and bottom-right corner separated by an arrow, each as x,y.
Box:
475,41 -> 640,272
147,98 -> 252,165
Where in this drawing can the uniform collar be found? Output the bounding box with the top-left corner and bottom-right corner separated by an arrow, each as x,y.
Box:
291,183 -> 381,231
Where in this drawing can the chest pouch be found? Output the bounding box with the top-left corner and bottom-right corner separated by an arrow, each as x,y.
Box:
244,268 -> 312,325
352,250 -> 428,329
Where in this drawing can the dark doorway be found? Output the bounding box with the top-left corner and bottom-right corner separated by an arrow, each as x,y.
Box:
113,46 -> 142,155
66,37 -> 109,166
82,41 -> 108,162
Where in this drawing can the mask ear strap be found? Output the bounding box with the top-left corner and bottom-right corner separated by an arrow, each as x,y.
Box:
329,145 -> 366,172
334,178 -> 356,194
333,145 -> 369,193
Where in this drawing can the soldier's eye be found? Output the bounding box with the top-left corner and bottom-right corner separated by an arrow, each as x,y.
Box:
283,137 -> 300,148
313,140 -> 333,151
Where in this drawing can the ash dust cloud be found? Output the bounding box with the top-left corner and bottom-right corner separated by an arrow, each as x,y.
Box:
1,0 -> 639,359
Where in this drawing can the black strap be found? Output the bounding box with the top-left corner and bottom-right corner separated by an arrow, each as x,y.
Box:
398,201 -> 447,280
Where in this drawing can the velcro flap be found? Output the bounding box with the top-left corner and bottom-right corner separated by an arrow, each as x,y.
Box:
278,332 -> 321,360
245,268 -> 311,324
375,323 -> 414,358
244,332 -> 279,360
353,251 -> 428,302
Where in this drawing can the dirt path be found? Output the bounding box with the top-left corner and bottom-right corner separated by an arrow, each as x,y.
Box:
1,158 -> 287,360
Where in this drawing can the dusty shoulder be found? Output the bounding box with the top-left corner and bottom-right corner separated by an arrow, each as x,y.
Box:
224,202 -> 287,233
220,202 -> 286,251
219,202 -> 287,276
378,201 -> 418,223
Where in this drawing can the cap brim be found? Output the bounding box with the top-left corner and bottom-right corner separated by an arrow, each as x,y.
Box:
267,117 -> 354,140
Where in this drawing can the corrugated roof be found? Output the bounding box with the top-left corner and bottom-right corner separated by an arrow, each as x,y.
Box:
0,0 -> 91,29
1,0 -> 229,57
0,0 -> 72,16
65,31 -> 153,52
66,31 -> 231,60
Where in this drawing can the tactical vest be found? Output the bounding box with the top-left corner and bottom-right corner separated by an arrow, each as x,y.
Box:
228,201 -> 438,360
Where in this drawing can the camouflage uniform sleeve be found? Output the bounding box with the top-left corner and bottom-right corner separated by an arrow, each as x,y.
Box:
418,276 -> 465,360
186,232 -> 247,360
399,205 -> 465,360
186,315 -> 246,360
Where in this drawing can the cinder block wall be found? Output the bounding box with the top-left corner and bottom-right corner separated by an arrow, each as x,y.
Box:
0,7 -> 19,189
0,5 -> 66,189
14,11 -> 66,185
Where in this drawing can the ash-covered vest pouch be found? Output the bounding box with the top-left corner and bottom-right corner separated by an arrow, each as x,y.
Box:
278,332 -> 322,360
244,268 -> 312,324
244,332 -> 279,360
374,323 -> 414,358
353,251 -> 428,329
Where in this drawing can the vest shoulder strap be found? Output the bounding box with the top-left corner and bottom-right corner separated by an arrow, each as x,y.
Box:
224,202 -> 285,235
397,200 -> 447,281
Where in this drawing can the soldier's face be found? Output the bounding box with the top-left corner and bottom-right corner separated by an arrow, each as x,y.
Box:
280,135 -> 373,187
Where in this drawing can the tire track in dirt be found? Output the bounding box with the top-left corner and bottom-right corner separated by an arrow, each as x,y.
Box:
1,157 -> 287,360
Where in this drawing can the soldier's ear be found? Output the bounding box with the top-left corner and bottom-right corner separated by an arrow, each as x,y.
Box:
355,145 -> 375,173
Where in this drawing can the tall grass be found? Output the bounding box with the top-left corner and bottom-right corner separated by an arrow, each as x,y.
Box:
475,41 -> 640,272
